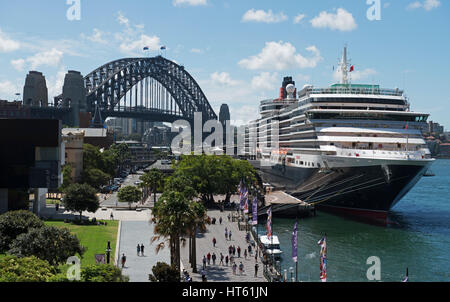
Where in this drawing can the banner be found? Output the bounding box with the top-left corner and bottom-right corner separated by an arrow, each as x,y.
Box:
252,197 -> 258,225
266,206 -> 272,240
292,222 -> 298,263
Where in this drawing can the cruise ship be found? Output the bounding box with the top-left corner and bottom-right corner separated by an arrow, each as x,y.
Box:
245,47 -> 434,221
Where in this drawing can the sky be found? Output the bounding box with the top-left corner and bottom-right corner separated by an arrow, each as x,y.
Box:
0,0 -> 449,128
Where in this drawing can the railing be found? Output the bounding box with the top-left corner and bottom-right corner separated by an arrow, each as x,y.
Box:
303,87 -> 404,97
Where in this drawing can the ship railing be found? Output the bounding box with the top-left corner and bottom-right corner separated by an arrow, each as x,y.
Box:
305,87 -> 404,97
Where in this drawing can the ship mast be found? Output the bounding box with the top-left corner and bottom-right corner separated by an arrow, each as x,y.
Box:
339,46 -> 350,85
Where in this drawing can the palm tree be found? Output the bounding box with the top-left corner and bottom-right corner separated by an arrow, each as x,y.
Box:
151,191 -> 191,273
140,168 -> 164,204
186,201 -> 209,273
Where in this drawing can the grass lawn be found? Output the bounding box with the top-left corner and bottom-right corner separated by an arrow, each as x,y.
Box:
45,220 -> 119,267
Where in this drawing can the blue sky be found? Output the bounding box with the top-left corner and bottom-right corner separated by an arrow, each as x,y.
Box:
0,0 -> 449,128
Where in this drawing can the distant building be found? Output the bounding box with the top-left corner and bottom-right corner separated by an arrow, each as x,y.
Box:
427,121 -> 445,136
144,124 -> 174,147
116,140 -> 153,167
63,127 -> 114,149
61,129 -> 85,182
0,100 -> 30,118
23,71 -> 48,107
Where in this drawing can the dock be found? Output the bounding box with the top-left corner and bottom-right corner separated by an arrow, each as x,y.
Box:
262,191 -> 315,218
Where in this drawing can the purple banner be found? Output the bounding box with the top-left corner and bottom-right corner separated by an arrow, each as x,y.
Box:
252,197 -> 258,225
292,222 -> 298,263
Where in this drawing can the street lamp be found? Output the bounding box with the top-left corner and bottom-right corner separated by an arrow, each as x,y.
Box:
106,241 -> 112,264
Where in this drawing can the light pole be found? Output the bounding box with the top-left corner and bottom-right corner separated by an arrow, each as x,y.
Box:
106,241 -> 111,264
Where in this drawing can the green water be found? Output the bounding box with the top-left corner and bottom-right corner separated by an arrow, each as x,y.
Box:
259,159 -> 450,282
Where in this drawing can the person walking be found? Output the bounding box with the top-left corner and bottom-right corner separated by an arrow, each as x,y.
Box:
212,253 -> 217,265
121,253 -> 126,268
227,213 -> 231,222
239,262 -> 244,275
202,255 -> 207,270
232,263 -> 237,275
207,252 -> 211,265
220,253 -> 224,265
219,217 -> 222,225
225,255 -> 229,266
229,230 -> 232,241
228,245 -> 233,256
110,212 -> 114,220
237,246 -> 241,258
225,228 -> 228,241
212,237 -> 217,247
255,263 -> 259,277
137,244 -> 141,256
232,245 -> 236,256
244,249 -> 248,260
140,243 -> 144,256
248,244 -> 252,255
255,251 -> 258,263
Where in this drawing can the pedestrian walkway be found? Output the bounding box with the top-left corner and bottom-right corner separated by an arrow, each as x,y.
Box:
118,221 -> 170,282
180,209 -> 266,282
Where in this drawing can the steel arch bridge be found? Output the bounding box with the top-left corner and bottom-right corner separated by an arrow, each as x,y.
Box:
58,56 -> 217,123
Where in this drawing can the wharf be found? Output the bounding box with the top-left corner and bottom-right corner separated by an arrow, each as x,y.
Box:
263,191 -> 315,218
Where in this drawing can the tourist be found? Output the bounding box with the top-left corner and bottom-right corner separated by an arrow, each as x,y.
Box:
228,245 -> 233,255
110,212 -> 114,220
248,244 -> 252,254
141,243 -> 144,256
121,253 -> 126,268
239,262 -> 244,275
207,252 -> 211,265
202,255 -> 207,270
244,249 -> 248,259
255,263 -> 259,277
230,255 -> 234,264
212,237 -> 217,247
137,244 -> 140,256
237,246 -> 241,258
219,217 -> 222,224
232,263 -> 237,275
225,228 -> 228,241
255,251 -> 258,263
220,253 -> 224,265
227,213 -> 231,221
212,253 -> 216,265
232,245 -> 236,256
225,255 -> 229,266
229,230 -> 232,241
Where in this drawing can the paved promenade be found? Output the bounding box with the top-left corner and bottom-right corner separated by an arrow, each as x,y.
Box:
117,220 -> 170,282
180,209 -> 266,282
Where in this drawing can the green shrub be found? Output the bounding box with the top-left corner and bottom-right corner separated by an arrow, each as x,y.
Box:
149,262 -> 180,282
0,210 -> 44,252
0,255 -> 57,282
81,264 -> 129,282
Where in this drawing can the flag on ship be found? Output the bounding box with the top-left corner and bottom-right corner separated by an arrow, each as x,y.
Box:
252,197 -> 258,225
318,235 -> 327,282
266,206 -> 272,240
292,222 -> 298,263
349,65 -> 354,72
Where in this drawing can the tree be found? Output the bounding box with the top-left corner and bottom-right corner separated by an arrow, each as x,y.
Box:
117,185 -> 142,209
140,168 -> 165,204
0,256 -> 57,282
186,201 -> 209,273
62,183 -> 100,221
60,164 -> 74,190
151,191 -> 191,273
148,262 -> 180,282
8,226 -> 85,265
81,264 -> 129,282
0,210 -> 44,252
82,168 -> 110,190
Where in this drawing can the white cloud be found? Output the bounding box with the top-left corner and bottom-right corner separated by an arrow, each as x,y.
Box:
81,28 -> 107,44
117,11 -> 130,26
47,68 -> 67,100
0,80 -> 21,99
333,68 -> 377,82
407,0 -> 441,11
293,14 -> 306,24
310,8 -> 357,32
238,41 -> 322,71
191,48 -> 204,54
0,29 -> 20,52
251,72 -> 279,91
242,9 -> 288,23
11,59 -> 25,71
120,34 -> 161,55
210,72 -> 239,86
27,48 -> 64,70
173,0 -> 207,7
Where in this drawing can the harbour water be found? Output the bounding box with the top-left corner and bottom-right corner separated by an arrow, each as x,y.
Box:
258,159 -> 450,282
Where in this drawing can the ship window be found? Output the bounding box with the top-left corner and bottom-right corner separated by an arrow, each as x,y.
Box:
300,161 -> 304,165
318,163 -> 321,168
